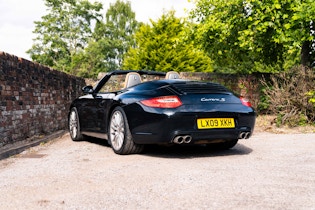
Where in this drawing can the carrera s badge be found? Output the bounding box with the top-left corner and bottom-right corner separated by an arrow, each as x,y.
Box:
201,98 -> 226,102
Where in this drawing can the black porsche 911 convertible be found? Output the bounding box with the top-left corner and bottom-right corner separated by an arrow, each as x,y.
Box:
68,70 -> 256,155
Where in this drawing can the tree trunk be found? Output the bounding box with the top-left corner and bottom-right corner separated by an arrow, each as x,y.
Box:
301,41 -> 311,67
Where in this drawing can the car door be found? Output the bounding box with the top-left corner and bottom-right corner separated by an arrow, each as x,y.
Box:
76,94 -> 100,132
92,93 -> 115,133
78,93 -> 114,133
79,73 -> 123,134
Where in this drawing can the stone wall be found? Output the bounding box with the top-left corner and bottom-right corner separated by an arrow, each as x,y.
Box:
0,52 -> 85,147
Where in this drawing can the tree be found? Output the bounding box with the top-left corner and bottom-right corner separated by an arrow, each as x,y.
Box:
123,11 -> 213,72
190,0 -> 315,73
71,0 -> 140,77
96,0 -> 139,68
27,0 -> 102,72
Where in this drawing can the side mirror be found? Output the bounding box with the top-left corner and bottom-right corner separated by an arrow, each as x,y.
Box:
82,85 -> 94,94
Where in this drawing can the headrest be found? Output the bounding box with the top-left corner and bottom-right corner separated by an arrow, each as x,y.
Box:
124,72 -> 142,88
165,71 -> 180,79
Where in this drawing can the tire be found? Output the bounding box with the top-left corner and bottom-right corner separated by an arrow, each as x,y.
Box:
68,107 -> 85,141
211,139 -> 238,150
108,107 -> 143,155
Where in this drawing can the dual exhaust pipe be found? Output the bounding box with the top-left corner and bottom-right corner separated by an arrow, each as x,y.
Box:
239,132 -> 251,139
173,132 -> 250,144
173,135 -> 192,144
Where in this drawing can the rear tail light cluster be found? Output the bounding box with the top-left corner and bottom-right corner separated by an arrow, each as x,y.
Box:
140,96 -> 182,108
240,97 -> 252,107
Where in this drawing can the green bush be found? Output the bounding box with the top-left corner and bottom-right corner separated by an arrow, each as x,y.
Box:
308,91 -> 315,106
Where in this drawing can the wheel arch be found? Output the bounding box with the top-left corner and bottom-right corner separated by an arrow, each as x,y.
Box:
106,103 -> 124,132
108,105 -> 144,154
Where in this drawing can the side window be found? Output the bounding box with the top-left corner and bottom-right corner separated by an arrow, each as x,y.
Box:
97,73 -> 165,93
99,75 -> 126,93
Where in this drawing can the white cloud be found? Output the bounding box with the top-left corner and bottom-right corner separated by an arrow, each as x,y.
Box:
0,0 -> 194,60
0,0 -> 45,59
0,24 -> 33,58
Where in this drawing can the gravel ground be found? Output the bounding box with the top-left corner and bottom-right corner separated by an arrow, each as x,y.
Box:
0,132 -> 314,210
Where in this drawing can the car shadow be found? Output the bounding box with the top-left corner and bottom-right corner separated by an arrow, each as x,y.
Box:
142,143 -> 253,159
82,137 -> 252,159
84,137 -> 110,147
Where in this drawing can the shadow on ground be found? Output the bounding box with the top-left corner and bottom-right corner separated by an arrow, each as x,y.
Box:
142,143 -> 252,159
84,137 -> 252,159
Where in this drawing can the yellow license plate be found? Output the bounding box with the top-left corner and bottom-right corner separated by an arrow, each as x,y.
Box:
197,118 -> 235,129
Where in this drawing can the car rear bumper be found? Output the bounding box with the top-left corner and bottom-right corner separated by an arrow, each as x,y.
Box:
124,104 -> 256,145
133,128 -> 253,145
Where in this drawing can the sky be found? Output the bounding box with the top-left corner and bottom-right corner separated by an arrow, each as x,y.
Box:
0,0 -> 195,60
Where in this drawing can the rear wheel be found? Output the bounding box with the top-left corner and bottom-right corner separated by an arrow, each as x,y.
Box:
68,107 -> 85,141
109,107 -> 143,155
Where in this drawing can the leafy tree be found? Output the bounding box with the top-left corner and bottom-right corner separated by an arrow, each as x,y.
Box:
72,0 -> 140,77
95,0 -> 139,68
27,0 -> 102,72
123,11 -> 213,72
190,0 -> 315,73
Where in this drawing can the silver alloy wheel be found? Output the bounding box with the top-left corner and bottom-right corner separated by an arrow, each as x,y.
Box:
110,110 -> 125,151
69,110 -> 78,139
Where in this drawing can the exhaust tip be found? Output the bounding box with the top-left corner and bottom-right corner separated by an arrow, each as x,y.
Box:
239,132 -> 251,139
183,135 -> 192,144
173,136 -> 184,144
239,132 -> 246,139
244,132 -> 250,139
173,135 -> 193,144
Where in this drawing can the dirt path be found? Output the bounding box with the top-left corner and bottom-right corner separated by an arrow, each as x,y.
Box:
0,132 -> 314,209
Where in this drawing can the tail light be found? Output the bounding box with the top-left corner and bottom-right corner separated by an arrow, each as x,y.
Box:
140,96 -> 182,108
240,97 -> 252,107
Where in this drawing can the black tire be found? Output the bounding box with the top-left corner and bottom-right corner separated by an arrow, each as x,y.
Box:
210,139 -> 238,150
108,107 -> 143,155
68,107 -> 85,141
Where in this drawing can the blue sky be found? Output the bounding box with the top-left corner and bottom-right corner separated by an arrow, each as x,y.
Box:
0,0 -> 194,60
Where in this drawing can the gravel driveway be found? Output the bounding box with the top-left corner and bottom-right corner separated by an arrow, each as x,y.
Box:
0,132 -> 314,209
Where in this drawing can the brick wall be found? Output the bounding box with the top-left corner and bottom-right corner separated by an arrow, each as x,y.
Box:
0,52 -> 85,147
